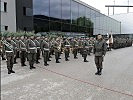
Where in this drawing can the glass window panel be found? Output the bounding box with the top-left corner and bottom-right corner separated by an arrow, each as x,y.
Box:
50,0 -> 61,21
33,0 -> 49,18
34,18 -> 49,32
78,4 -> 85,26
71,25 -> 78,32
62,0 -> 71,23
62,23 -> 70,32
78,26 -> 86,33
26,8 -> 33,16
85,7 -> 91,27
90,9 -> 95,29
50,21 -> 61,31
71,1 -> 78,25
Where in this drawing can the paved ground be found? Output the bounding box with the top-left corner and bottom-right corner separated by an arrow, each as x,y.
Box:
1,47 -> 133,100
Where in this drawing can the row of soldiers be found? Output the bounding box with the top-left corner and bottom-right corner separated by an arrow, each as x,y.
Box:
1,34 -> 96,74
1,33 -> 132,75
113,38 -> 132,49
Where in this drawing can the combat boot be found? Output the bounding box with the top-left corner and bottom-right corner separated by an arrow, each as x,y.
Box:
98,68 -> 102,75
48,59 -> 51,61
8,69 -> 11,74
84,58 -> 88,62
2,57 -> 6,60
56,59 -> 60,63
36,61 -> 40,64
30,66 -> 36,69
95,68 -> 99,75
74,57 -> 78,59
44,62 -> 49,66
10,70 -> 15,73
21,63 -> 27,66
65,58 -> 69,61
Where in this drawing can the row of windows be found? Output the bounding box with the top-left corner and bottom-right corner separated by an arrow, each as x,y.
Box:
33,0 -> 121,34
34,19 -> 93,35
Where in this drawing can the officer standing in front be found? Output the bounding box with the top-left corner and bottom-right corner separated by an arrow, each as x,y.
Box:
94,34 -> 107,75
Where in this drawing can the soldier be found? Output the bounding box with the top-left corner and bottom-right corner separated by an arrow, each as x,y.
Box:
19,35 -> 27,66
89,38 -> 93,53
4,35 -> 15,74
49,38 -> 55,56
1,37 -> 6,60
72,38 -> 78,59
54,39 -> 61,63
63,38 -> 70,61
78,38 -> 83,55
34,35 -> 41,64
11,36 -> 18,64
41,38 -> 50,66
15,36 -> 20,58
26,35 -> 37,69
82,39 -> 89,62
46,38 -> 52,61
94,34 -> 107,75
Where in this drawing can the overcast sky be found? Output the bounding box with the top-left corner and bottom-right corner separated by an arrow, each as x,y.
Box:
81,0 -> 133,15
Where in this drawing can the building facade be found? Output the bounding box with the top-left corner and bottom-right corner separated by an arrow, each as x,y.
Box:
33,0 -> 121,36
16,0 -> 33,31
1,0 -> 121,36
0,0 -> 33,32
0,0 -> 16,32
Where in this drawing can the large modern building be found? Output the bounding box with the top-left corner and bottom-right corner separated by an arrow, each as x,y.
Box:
33,0 -> 121,36
1,0 -> 121,36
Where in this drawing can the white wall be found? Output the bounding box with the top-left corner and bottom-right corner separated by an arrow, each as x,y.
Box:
110,13 -> 133,34
1,0 -> 16,32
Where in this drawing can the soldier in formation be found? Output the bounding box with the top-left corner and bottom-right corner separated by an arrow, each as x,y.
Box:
26,35 -> 37,69
2,34 -> 15,74
113,37 -> 132,49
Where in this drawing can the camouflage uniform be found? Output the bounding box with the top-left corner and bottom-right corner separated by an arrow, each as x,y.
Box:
19,38 -> 27,66
26,38 -> 37,69
41,40 -> 49,66
34,39 -> 41,64
11,39 -> 18,64
72,39 -> 78,59
54,41 -> 60,63
82,40 -> 89,62
63,39 -> 70,61
94,39 -> 107,75
4,38 -> 15,74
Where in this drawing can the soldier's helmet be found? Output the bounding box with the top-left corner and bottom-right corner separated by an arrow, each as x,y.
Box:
35,34 -> 41,37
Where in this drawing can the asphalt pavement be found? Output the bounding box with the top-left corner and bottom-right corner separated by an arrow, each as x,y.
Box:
1,47 -> 133,100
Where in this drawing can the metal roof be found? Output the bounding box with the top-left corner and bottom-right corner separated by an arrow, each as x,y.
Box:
73,0 -> 100,12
